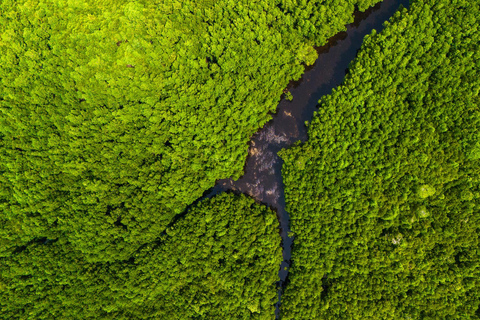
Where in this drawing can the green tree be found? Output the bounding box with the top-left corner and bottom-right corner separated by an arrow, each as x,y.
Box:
0,0 -> 382,262
0,193 -> 282,319
280,0 -> 480,318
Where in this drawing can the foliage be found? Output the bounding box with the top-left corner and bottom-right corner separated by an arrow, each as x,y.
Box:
280,0 -> 480,318
0,0 -> 380,262
0,193 -> 282,319
285,91 -> 294,101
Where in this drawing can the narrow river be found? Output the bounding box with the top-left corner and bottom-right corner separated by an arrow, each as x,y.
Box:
199,0 -> 409,317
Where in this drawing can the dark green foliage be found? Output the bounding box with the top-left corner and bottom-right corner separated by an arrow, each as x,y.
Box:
280,0 -> 480,318
0,193 -> 282,319
0,0 -> 380,262
276,0 -> 380,44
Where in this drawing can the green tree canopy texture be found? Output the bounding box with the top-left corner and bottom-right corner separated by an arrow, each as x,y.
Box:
0,0 -> 380,262
280,0 -> 480,318
1,193 -> 282,319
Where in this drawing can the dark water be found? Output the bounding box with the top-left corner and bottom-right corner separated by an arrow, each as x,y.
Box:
198,0 -> 409,317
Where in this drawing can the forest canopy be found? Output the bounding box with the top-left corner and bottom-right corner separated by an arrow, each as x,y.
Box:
0,193 -> 282,319
280,0 -> 480,318
3,0 -> 478,319
0,0 -> 381,262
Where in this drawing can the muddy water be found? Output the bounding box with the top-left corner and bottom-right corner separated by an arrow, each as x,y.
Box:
203,0 -> 408,317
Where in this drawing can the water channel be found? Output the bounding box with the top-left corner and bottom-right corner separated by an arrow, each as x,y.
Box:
195,0 -> 409,317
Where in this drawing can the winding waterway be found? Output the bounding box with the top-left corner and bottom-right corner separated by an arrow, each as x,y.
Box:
196,0 -> 409,317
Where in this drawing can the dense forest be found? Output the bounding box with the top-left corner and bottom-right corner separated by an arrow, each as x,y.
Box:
1,193 -> 282,319
1,0 -> 479,319
0,0 -> 379,262
280,0 -> 480,318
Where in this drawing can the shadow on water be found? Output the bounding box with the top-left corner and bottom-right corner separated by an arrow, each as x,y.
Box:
181,0 -> 408,317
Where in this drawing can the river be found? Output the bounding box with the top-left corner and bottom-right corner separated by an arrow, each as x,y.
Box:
198,0 -> 410,317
